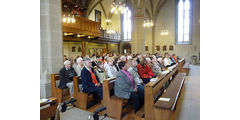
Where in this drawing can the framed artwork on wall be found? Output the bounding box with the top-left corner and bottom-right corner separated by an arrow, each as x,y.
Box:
156,45 -> 160,51
95,10 -> 101,24
145,46 -> 148,51
72,46 -> 76,52
163,45 -> 167,51
169,45 -> 174,50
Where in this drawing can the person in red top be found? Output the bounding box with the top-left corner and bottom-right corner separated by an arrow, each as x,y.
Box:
171,54 -> 178,63
137,59 -> 155,84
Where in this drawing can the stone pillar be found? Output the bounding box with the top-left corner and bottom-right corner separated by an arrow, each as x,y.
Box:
132,16 -> 145,54
40,0 -> 63,98
152,26 -> 155,53
131,1 -> 146,54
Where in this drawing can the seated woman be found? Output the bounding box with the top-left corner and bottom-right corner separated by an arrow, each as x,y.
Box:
151,58 -> 162,77
105,57 -> 119,78
114,61 -> 144,113
128,58 -> 145,95
95,61 -> 107,83
164,53 -> 176,67
136,59 -> 154,84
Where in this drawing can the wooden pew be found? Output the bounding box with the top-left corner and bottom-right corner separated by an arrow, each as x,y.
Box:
179,62 -> 190,75
154,73 -> 186,120
51,74 -> 69,103
40,97 -> 59,120
178,58 -> 185,69
73,76 -> 101,110
144,66 -> 179,120
102,77 -> 128,120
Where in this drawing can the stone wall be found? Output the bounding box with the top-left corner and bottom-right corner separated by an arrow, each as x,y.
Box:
148,0 -> 200,63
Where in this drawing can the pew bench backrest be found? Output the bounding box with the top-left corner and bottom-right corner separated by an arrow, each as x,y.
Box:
145,66 -> 179,120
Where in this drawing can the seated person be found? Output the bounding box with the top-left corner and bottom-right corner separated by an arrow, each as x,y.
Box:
105,57 -> 119,78
171,54 -> 178,63
58,60 -> 81,99
91,55 -> 98,68
137,59 -> 154,84
114,61 -> 144,113
157,57 -> 166,71
95,61 -> 107,83
81,58 -> 103,99
128,58 -> 145,95
74,57 -> 84,77
164,53 -> 176,67
151,58 -> 162,76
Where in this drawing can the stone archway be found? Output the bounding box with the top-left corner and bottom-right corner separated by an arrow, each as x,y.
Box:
122,43 -> 131,54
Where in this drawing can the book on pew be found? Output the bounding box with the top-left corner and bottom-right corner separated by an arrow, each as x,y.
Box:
150,78 -> 158,82
40,98 -> 51,104
162,71 -> 170,75
158,97 -> 170,102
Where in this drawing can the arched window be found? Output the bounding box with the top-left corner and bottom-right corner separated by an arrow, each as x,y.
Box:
176,0 -> 192,44
123,7 -> 132,40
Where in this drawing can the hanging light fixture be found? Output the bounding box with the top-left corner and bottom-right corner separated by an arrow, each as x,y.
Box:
62,4 -> 76,23
143,20 -> 154,27
160,26 -> 169,35
111,0 -> 126,14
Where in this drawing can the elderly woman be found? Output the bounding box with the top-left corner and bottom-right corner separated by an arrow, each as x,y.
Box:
74,57 -> 84,76
95,61 -> 107,83
151,58 -> 162,77
114,61 -> 144,113
105,57 -> 118,78
128,59 -> 145,94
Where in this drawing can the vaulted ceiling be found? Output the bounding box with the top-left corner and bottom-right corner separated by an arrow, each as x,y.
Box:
62,0 -> 168,21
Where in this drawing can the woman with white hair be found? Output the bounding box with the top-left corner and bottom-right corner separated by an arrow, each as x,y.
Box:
74,57 -> 84,76
128,58 -> 145,94
151,58 -> 162,76
105,57 -> 118,78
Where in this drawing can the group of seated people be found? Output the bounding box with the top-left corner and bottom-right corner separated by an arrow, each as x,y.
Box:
59,52 -> 179,113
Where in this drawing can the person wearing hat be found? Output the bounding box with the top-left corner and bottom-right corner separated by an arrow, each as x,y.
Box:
81,57 -> 103,99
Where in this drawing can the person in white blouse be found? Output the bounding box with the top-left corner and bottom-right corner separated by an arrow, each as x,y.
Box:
164,53 -> 174,67
74,57 -> 84,76
105,57 -> 118,78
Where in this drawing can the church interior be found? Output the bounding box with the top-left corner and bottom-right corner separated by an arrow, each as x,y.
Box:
40,0 -> 200,120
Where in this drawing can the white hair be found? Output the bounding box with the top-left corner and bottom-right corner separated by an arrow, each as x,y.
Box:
157,58 -> 163,61
64,60 -> 71,65
77,57 -> 83,63
145,57 -> 151,62
127,56 -> 132,60
120,55 -> 126,61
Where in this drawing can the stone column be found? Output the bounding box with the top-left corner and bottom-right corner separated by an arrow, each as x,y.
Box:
152,26 -> 155,53
131,1 -> 146,54
40,0 -> 63,98
132,15 -> 145,54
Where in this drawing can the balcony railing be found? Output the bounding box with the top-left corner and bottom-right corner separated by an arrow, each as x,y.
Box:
62,15 -> 101,37
100,29 -> 121,40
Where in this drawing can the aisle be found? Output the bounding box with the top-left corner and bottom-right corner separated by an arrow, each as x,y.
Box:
175,64 -> 200,120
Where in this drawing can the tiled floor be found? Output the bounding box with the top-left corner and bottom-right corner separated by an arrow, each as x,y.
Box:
60,64 -> 200,120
